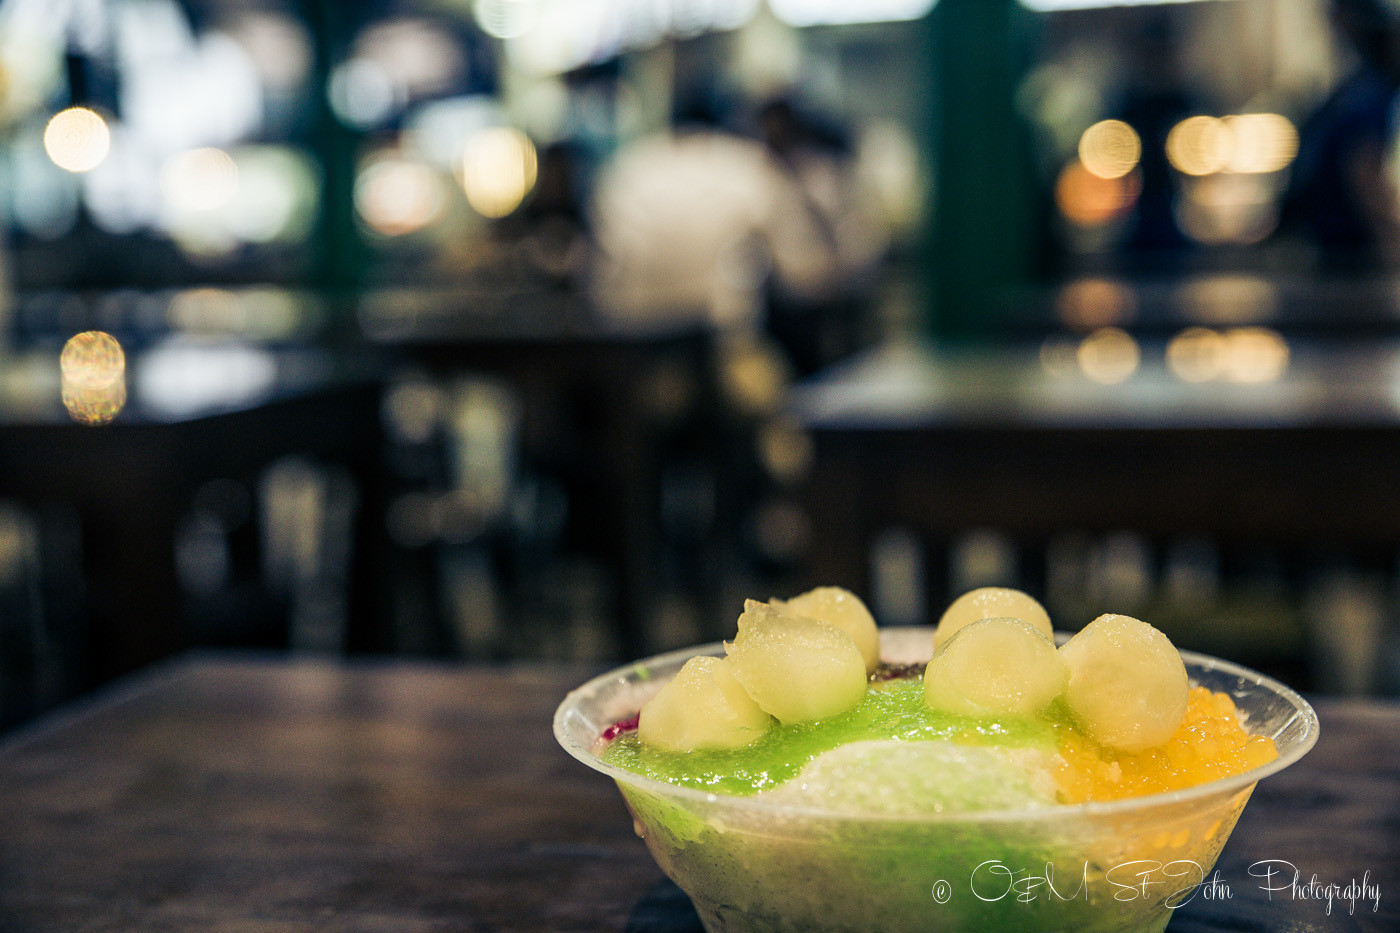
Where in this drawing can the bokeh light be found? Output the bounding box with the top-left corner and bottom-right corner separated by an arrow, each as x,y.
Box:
856,120 -> 924,233
505,6 -> 595,77
1222,327 -> 1289,384
758,420 -> 814,486
1167,113 -> 1298,177
460,126 -> 538,218
60,331 -> 125,390
1222,113 -> 1298,174
355,154 -> 448,236
63,378 -> 126,426
327,58 -> 398,129
0,28 -> 64,126
223,146 -> 320,244
1077,327 -> 1140,384
225,12 -> 313,90
60,331 -> 126,425
121,24 -> 262,154
359,18 -> 463,96
1166,115 -> 1230,176
1166,327 -> 1226,383
1055,277 -> 1136,330
237,288 -> 323,340
384,381 -> 446,446
1078,119 -> 1140,180
1178,173 -> 1278,246
771,0 -> 933,26
1055,160 -> 1139,226
1164,326 -> 1288,384
167,288 -> 243,334
474,0 -> 540,39
405,95 -> 504,170
43,107 -> 111,173
1180,276 -> 1278,324
136,341 -> 278,418
162,147 -> 239,212
505,0 -> 758,76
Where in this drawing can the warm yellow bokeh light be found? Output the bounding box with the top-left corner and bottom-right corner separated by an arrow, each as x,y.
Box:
1077,327 -> 1140,384
1078,119 -> 1140,180
460,126 -> 538,219
1222,327 -> 1289,384
167,288 -> 244,334
1181,275 -> 1278,324
1178,173 -> 1279,246
43,107 -> 111,173
1165,326 -> 1288,384
60,331 -> 125,389
63,379 -> 127,425
1222,113 -> 1298,174
1055,277 -> 1136,330
355,156 -> 447,236
1167,113 -> 1298,178
1166,327 -> 1226,383
1166,115 -> 1230,176
1055,160 -> 1139,226
60,331 -> 127,425
162,148 -> 240,212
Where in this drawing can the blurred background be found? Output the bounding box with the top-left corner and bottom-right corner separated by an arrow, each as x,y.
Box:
2,0 -> 1400,730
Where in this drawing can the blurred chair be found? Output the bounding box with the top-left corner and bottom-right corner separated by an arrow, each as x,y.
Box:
0,501 -> 85,729
261,458 -> 359,654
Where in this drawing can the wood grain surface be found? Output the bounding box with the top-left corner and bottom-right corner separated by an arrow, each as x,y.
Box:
0,654 -> 1394,932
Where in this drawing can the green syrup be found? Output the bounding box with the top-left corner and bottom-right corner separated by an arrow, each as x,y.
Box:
600,679 -> 1061,796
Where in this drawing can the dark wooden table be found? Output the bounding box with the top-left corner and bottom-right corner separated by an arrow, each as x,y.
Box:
0,654 -> 1394,932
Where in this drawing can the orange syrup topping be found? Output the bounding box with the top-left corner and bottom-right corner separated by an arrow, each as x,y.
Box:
1054,686 -> 1278,804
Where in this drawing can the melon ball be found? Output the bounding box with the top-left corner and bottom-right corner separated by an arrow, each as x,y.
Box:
924,617 -> 1067,717
934,587 -> 1055,650
775,586 -> 880,673
637,655 -> 774,752
726,600 -> 868,723
1058,613 -> 1189,753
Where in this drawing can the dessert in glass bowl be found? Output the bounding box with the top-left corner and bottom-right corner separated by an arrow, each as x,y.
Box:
555,587 -> 1318,933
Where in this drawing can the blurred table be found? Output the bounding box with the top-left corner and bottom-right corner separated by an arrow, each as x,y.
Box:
999,272 -> 1400,340
791,338 -> 1400,601
0,345 -> 387,687
364,290 -> 719,657
0,653 -> 1393,932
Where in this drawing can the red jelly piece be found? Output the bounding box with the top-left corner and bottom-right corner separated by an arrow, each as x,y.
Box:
601,714 -> 640,742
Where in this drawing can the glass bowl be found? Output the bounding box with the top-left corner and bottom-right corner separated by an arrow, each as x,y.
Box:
554,627 -> 1318,933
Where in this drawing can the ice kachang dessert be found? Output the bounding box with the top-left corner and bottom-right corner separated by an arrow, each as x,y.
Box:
585,586 -> 1296,933
601,586 -> 1277,810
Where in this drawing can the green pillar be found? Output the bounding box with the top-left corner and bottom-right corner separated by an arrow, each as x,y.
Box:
924,0 -> 1042,342
299,0 -> 367,341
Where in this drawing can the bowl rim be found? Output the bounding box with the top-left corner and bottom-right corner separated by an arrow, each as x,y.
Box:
553,626 -> 1320,823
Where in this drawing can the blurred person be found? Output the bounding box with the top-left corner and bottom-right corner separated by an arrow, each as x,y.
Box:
1286,0 -> 1400,268
587,91 -> 887,354
588,93 -> 780,329
757,95 -> 887,374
